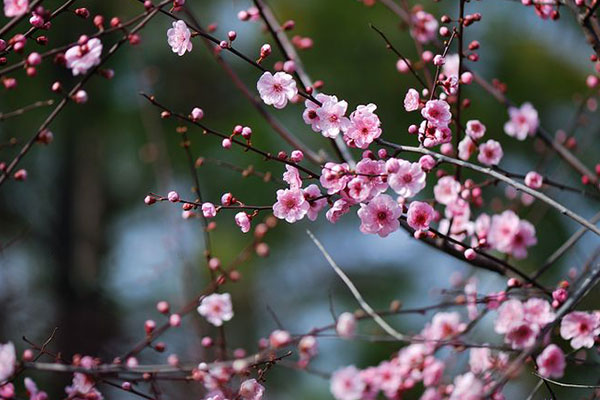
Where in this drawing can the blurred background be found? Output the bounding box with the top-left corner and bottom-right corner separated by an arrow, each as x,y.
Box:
1,0 -> 599,398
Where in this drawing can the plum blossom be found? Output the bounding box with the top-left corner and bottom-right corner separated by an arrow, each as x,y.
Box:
0,342 -> 16,381
326,199 -> 351,223
465,120 -> 486,140
404,88 -> 420,112
239,379 -> 264,400
423,312 -> 464,341
560,311 -> 600,349
303,184 -> 327,221
283,165 -> 302,189
536,344 -> 565,378
494,298 -> 554,349
65,373 -> 103,400
442,54 -> 460,77
386,159 -> 426,198
344,104 -> 382,148
316,96 -> 351,138
406,201 -> 434,231
469,347 -> 493,374
504,102 -> 539,140
494,299 -> 524,335
198,293 -> 234,326
357,194 -> 401,237
421,100 -> 452,127
458,136 -> 477,161
273,188 -> 309,223
433,176 -> 460,205
4,0 -> 27,17
419,120 -> 452,147
488,210 -> 537,258
330,366 -> 366,400
202,202 -> 217,218
302,93 -> 334,132
477,139 -> 503,166
24,378 -> 47,400
449,372 -> 483,400
320,162 -> 351,194
167,20 -> 193,56
505,322 -> 539,349
525,171 -> 543,189
336,312 -> 357,338
65,38 -> 103,76
354,158 -> 387,198
257,71 -> 297,109
235,212 -> 251,233
410,10 -> 438,44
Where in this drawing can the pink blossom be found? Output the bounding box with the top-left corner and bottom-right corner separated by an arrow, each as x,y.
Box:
387,159 -> 426,198
65,373 -> 103,400
406,201 -> 434,231
326,199 -> 350,223
422,358 -> 444,387
24,378 -> 47,400
273,188 -> 309,223
449,373 -> 483,400
330,366 -> 366,400
3,0 -> 27,17
536,344 -> 565,378
357,194 -> 401,237
419,155 -> 437,172
283,165 -> 302,189
421,388 -> 442,400
510,219 -> 537,259
298,335 -> 318,359
404,88 -> 420,112
303,93 -> 338,133
523,298 -> 555,327
198,293 -> 234,326
488,210 -> 520,255
167,20 -> 193,56
494,299 -> 524,334
465,119 -> 486,140
239,379 -> 264,400
320,162 -> 351,194
477,140 -> 503,166
442,54 -> 459,77
257,72 -> 297,109
504,102 -> 539,140
202,202 -> 217,218
505,322 -> 539,349
469,347 -> 492,374
0,383 -> 14,398
525,171 -> 543,189
560,311 -> 600,349
345,177 -> 371,203
433,176 -> 460,205
421,100 -> 452,127
303,184 -> 327,221
410,10 -> 438,44
474,213 -> 491,239
235,212 -> 251,233
269,330 -> 291,348
65,38 -> 103,76
458,136 -> 477,161
316,96 -> 351,138
419,120 -> 452,147
344,104 -> 382,149
423,312 -> 464,341
336,312 -> 357,338
0,342 -> 16,381
354,158 -> 387,198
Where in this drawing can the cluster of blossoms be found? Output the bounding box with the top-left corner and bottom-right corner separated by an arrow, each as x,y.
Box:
330,311 -> 503,400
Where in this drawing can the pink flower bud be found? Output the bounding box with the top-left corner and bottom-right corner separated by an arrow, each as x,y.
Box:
191,107 -> 204,121
169,313 -> 181,327
269,329 -> 291,348
13,169 -> 27,181
228,31 -> 237,41
144,195 -> 156,205
27,52 -> 42,66
167,191 -> 180,202
144,319 -> 156,334
221,192 -> 233,206
336,312 -> 356,338
202,202 -> 216,218
222,138 -> 232,149
460,71 -> 473,84
419,155 -> 436,172
156,301 -> 170,314
241,126 -> 252,139
290,150 -> 304,162
260,43 -> 271,58
464,248 -> 477,260
74,90 -> 88,104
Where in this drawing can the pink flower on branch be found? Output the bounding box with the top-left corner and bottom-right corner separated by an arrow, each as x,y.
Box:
197,293 -> 234,327
65,38 -> 103,76
167,20 -> 193,56
357,193 -> 401,237
257,71 -> 298,109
